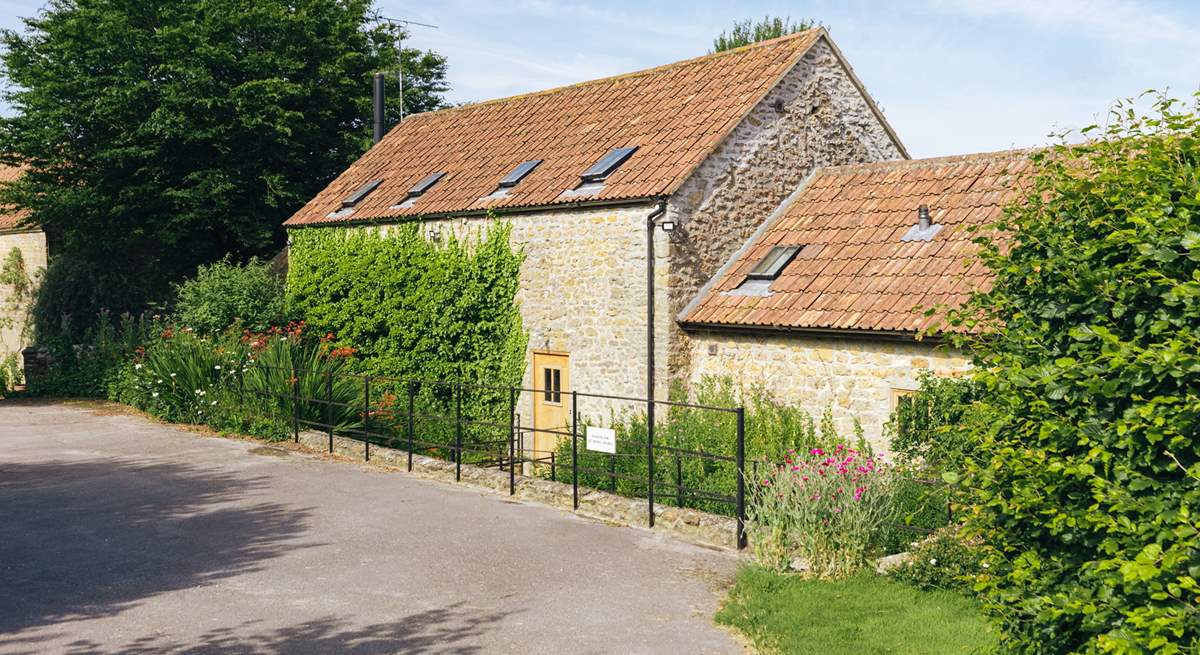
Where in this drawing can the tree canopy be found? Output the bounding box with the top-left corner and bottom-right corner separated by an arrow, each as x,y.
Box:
0,0 -> 448,336
712,16 -> 813,53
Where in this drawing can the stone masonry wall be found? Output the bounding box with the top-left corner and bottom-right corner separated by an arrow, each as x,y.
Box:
665,37 -> 906,384
378,201 -> 669,425
687,330 -> 970,454
0,229 -> 47,362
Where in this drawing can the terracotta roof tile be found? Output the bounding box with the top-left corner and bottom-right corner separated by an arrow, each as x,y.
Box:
285,30 -> 825,226
0,164 -> 31,232
681,150 -> 1033,334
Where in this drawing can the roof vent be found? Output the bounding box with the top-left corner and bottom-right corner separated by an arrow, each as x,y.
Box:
901,204 -> 943,242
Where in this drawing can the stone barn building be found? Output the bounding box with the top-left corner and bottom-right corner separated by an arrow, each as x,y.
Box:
285,29 -> 909,451
286,29 -> 1025,452
0,164 -> 46,371
680,151 -> 1029,446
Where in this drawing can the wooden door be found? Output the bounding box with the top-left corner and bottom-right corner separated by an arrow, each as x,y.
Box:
531,352 -> 570,461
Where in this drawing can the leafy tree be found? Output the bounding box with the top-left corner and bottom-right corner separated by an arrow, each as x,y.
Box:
0,0 -> 448,336
949,94 -> 1200,652
712,16 -> 813,53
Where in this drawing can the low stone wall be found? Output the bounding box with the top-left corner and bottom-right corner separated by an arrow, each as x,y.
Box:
295,430 -> 739,551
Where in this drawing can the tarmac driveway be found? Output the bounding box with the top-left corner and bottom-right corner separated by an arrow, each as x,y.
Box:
0,400 -> 741,654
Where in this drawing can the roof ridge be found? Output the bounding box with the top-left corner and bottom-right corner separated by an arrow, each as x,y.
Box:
401,28 -> 824,123
818,147 -> 1042,175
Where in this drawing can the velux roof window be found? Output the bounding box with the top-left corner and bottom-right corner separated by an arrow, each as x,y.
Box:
747,245 -> 801,280
407,171 -> 445,198
391,171 -> 446,210
341,179 -> 382,208
499,160 -> 542,188
580,147 -> 637,183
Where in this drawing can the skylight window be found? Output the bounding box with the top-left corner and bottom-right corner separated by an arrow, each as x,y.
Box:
580,147 -> 637,183
407,171 -> 445,198
747,245 -> 801,280
498,160 -> 542,188
341,179 -> 382,208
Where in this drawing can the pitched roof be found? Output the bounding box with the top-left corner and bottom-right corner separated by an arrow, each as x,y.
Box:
285,29 -> 845,227
679,151 -> 1033,335
0,164 -> 32,233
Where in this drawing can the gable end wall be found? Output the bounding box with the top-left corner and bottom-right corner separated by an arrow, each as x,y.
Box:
664,37 -> 905,388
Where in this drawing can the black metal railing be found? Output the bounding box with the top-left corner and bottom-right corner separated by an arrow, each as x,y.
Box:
238,364 -> 749,548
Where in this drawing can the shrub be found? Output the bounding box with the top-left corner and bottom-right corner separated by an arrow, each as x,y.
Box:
118,321 -> 359,441
0,352 -> 21,394
746,444 -> 898,577
287,221 -> 526,395
949,94 -> 1200,652
30,256 -> 149,343
30,310 -> 158,397
173,257 -> 289,335
887,528 -> 989,595
885,370 -> 983,474
238,322 -> 361,434
551,377 -> 866,516
129,328 -> 244,423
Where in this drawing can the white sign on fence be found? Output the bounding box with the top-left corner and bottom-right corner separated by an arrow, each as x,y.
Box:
585,426 -> 616,454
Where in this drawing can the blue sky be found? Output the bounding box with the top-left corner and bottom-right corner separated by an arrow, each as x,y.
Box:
3,0 -> 1199,158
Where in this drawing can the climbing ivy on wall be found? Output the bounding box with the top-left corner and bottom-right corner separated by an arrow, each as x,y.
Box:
286,221 -> 527,392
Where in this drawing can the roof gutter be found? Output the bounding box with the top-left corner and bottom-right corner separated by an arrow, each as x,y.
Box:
284,195 -> 664,230
677,320 -> 952,345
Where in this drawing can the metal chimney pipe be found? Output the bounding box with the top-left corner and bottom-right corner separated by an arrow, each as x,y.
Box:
372,72 -> 385,144
918,204 -> 931,230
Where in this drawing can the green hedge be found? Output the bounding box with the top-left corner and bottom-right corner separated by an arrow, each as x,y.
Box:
951,95 -> 1200,653
286,221 -> 527,443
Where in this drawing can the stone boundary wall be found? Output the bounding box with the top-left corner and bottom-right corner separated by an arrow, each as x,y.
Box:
296,429 -> 739,551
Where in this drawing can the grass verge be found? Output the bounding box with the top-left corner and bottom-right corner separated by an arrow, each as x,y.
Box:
716,566 -> 996,654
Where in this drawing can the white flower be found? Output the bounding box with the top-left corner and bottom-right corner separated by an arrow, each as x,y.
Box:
210,400 -> 217,406
157,379 -> 163,384
152,392 -> 159,398
195,389 -> 201,394
170,373 -> 177,378
929,558 -> 938,566
981,562 -> 990,569
214,365 -> 221,370
134,364 -> 142,370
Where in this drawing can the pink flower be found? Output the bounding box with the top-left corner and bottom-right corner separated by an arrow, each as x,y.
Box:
811,448 -> 824,456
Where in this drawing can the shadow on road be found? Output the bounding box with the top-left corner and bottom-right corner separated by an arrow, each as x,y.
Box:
0,457 -> 316,637
51,603 -> 514,654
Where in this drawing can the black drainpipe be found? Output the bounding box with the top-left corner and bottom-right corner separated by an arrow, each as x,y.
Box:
645,199 -> 667,527
373,72 -> 385,144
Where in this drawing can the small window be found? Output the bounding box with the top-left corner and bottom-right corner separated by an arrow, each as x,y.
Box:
341,179 -> 382,208
747,245 -> 801,280
580,147 -> 637,183
542,367 -> 562,403
407,171 -> 445,198
498,160 -> 542,188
